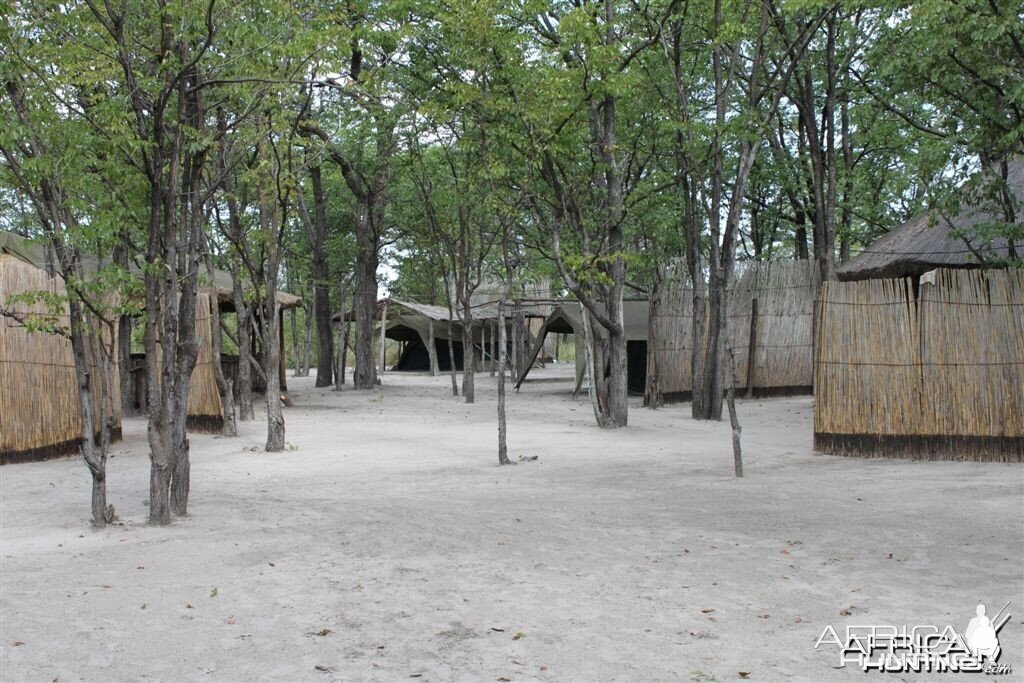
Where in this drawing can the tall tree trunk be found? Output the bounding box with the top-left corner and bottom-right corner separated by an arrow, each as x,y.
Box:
645,267 -> 663,408
352,208 -> 378,389
112,243 -> 134,417
68,297 -> 111,527
206,254 -> 237,437
309,166 -> 334,386
497,298 -> 511,465
264,305 -> 285,451
461,298 -> 475,403
446,318 -> 459,396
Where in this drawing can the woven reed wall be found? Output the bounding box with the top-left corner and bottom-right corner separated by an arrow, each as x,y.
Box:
728,261 -> 817,394
649,276 -> 693,398
0,255 -> 122,464
815,268 -> 1023,461
649,261 -> 817,399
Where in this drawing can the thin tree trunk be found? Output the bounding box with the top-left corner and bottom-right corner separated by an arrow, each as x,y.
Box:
497,299 -> 512,466
205,252 -> 237,437
233,277 -> 255,421
428,319 -> 439,376
446,318 -> 459,396
461,299 -> 475,403
265,305 -> 285,451
645,268 -> 663,408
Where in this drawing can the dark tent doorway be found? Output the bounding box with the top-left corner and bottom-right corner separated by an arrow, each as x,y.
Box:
394,334 -> 466,371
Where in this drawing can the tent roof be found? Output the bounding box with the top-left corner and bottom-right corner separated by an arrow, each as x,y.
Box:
0,231 -> 301,309
514,299 -> 651,388
837,158 -> 1023,281
333,297 -> 545,324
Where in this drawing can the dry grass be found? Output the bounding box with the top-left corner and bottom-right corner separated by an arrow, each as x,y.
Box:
185,291 -> 224,432
815,267 -> 1023,461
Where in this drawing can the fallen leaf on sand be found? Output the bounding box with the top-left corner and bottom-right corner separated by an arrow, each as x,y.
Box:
739,672 -> 751,679
12,641 -> 25,646
498,678 -> 512,682
315,665 -> 334,673
227,616 -> 236,625
512,631 -> 526,640
701,608 -> 715,613
315,629 -> 332,637
491,627 -> 505,632
210,587 -> 218,598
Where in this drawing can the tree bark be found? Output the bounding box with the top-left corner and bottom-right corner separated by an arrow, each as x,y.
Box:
461,299 -> 475,403
232,276 -> 255,421
309,165 -> 334,386
353,208 -> 379,389
644,268 -> 663,409
206,255 -> 237,437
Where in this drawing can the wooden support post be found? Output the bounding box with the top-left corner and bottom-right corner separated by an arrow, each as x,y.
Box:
745,297 -> 758,399
379,300 -> 388,375
278,307 -> 287,393
482,321 -> 489,373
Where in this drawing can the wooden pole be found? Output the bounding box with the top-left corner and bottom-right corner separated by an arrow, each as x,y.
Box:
278,307 -> 287,393
378,300 -> 388,375
727,348 -> 743,478
746,297 -> 758,399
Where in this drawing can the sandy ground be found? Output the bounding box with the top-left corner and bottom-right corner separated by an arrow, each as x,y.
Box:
1,365 -> 1022,683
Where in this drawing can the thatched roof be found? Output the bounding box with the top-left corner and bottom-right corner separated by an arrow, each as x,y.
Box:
837,158 -> 1023,281
0,231 -> 301,310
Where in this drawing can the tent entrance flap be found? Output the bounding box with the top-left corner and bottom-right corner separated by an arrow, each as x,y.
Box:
394,335 -> 465,371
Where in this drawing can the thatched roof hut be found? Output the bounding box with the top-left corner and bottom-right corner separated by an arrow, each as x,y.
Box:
837,159 -> 1022,281
817,161 -> 1023,462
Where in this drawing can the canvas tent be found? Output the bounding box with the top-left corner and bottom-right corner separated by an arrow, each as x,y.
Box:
334,298 -> 497,372
817,160 -> 1023,461
514,299 -> 655,396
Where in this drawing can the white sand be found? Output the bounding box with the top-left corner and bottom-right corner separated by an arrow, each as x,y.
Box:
2,366 -> 1022,682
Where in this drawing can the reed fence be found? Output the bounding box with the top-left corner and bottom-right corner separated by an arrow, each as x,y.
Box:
648,260 -> 818,400
815,268 -> 1023,461
1,255 -> 122,464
